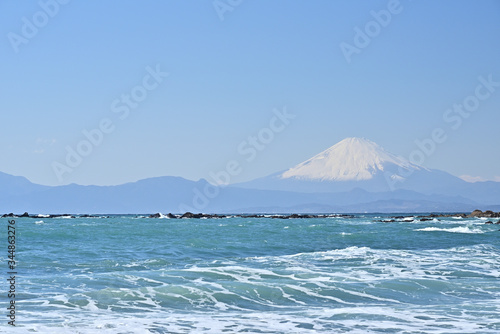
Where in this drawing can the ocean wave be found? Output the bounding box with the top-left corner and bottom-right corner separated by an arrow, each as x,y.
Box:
13,217 -> 500,334
249,244 -> 500,283
15,243 -> 500,333
15,301 -> 500,334
415,226 -> 484,234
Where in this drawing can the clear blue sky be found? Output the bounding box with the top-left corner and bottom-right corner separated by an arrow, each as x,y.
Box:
1,0 -> 499,186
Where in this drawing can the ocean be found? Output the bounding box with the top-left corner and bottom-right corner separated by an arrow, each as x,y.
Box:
4,214 -> 500,333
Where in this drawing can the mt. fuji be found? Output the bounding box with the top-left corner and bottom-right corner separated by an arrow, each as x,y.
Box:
235,137 -> 475,196
280,137 -> 423,182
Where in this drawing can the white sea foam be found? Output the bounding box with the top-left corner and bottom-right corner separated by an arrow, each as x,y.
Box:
415,226 -> 484,234
15,300 -> 500,334
13,218 -> 500,334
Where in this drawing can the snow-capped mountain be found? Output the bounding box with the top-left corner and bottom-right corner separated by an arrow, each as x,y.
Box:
235,137 -> 469,194
280,137 -> 424,182
1,137 -> 498,213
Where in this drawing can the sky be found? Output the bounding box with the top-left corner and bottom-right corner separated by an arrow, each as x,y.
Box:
1,0 -> 499,186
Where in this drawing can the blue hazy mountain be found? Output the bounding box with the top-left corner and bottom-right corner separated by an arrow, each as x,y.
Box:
234,138 -> 500,205
0,171 -> 50,197
0,138 -> 498,213
0,174 -> 481,214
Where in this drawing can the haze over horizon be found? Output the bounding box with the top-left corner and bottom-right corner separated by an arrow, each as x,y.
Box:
1,1 -> 499,186
2,136 -> 498,188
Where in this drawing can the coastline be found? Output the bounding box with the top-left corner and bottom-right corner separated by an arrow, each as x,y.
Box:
3,209 -> 500,222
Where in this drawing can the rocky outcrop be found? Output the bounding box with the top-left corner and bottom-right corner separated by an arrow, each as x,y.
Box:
468,210 -> 500,218
180,212 -> 204,219
4,210 -> 498,221
145,213 -> 355,219
1,212 -> 77,219
149,213 -> 178,218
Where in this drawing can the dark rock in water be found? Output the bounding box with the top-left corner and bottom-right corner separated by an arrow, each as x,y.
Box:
181,212 -> 204,219
148,213 -> 178,219
483,210 -> 500,217
420,218 -> 433,221
145,213 -> 357,220
468,210 -> 500,218
496,220 -> 500,225
485,221 -> 494,224
469,210 -> 484,217
20,212 -> 30,217
1,213 -> 15,218
181,212 -> 193,218
80,214 -> 100,218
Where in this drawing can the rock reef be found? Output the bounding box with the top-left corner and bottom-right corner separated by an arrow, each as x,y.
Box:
148,212 -> 355,219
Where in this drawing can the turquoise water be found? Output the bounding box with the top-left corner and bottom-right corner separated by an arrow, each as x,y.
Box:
4,215 -> 500,333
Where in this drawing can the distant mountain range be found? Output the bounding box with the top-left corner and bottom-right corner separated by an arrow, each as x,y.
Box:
234,138 -> 500,205
1,137 -> 499,214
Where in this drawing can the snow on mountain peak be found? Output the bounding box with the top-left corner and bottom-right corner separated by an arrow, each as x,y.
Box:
280,137 -> 422,181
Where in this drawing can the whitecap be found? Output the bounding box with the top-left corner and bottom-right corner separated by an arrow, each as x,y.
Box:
414,226 -> 484,234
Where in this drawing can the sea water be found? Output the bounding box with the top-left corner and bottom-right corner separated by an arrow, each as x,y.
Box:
3,215 -> 500,333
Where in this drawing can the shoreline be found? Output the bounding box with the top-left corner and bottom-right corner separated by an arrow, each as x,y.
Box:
2,209 -> 500,221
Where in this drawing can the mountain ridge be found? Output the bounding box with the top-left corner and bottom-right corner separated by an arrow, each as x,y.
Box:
0,137 -> 499,213
234,137 -> 476,197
